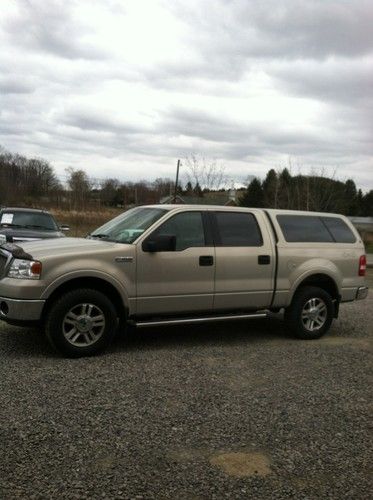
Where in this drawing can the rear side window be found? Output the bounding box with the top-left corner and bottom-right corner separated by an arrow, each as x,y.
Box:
277,215 -> 333,243
321,217 -> 356,243
214,212 -> 262,246
277,215 -> 356,243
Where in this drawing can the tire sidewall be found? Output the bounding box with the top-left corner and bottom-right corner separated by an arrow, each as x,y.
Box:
45,289 -> 118,357
286,286 -> 334,339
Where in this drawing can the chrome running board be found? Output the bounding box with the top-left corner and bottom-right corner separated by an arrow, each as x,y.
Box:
131,312 -> 267,328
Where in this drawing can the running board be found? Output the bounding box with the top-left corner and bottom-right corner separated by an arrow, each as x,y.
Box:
131,312 -> 267,328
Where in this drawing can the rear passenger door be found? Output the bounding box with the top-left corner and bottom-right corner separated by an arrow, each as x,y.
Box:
211,210 -> 275,311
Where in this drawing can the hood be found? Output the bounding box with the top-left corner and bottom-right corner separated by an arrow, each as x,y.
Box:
0,227 -> 64,243
14,237 -> 132,260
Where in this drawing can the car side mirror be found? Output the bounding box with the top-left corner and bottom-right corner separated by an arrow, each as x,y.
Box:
142,234 -> 176,252
60,225 -> 70,232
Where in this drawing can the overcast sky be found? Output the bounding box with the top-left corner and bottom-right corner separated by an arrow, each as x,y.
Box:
1,0 -> 372,189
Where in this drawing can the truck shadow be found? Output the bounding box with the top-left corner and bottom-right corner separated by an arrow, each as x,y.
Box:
113,314 -> 294,353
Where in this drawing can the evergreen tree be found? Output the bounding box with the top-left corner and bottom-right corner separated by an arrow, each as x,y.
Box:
193,182 -> 203,197
262,169 -> 278,208
239,178 -> 264,207
344,179 -> 358,215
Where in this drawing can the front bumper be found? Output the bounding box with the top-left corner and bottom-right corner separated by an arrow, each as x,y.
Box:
0,296 -> 45,322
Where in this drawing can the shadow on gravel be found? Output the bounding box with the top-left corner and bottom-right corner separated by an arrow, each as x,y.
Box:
112,315 -> 295,354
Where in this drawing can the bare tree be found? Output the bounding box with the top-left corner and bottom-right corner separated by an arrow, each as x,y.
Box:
183,154 -> 228,191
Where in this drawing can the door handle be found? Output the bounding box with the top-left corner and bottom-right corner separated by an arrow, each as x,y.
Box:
258,255 -> 270,265
199,255 -> 214,266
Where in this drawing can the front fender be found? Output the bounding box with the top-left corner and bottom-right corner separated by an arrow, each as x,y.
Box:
41,270 -> 130,309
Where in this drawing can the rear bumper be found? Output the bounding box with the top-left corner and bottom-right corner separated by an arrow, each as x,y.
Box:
0,296 -> 45,322
356,286 -> 369,300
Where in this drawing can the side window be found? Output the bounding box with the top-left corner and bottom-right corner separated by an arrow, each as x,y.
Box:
277,215 -> 333,243
321,217 -> 356,243
214,212 -> 263,246
153,211 -> 206,251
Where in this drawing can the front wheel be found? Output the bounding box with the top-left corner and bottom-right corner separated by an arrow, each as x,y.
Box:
45,288 -> 118,357
285,286 -> 334,339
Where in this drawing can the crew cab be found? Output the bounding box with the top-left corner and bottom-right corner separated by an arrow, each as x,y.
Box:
0,205 -> 368,357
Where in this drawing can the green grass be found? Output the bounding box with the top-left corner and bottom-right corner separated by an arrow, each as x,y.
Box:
365,242 -> 373,254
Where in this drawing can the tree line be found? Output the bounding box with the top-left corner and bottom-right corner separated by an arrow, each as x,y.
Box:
239,168 -> 373,216
0,146 -> 372,215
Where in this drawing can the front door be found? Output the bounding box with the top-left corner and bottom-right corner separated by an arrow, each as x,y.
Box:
136,210 -> 215,315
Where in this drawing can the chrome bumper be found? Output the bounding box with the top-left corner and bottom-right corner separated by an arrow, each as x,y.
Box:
356,286 -> 369,300
0,296 -> 45,322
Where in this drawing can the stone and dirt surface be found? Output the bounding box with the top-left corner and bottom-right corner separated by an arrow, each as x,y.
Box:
0,272 -> 372,499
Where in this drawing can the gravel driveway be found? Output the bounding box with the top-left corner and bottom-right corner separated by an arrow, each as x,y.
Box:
0,274 -> 372,499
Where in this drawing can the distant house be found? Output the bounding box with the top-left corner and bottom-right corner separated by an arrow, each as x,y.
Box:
160,189 -> 238,206
348,217 -> 373,233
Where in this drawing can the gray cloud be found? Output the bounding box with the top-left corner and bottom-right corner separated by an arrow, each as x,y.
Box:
0,0 -> 372,189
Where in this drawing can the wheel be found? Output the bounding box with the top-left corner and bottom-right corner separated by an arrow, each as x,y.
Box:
45,288 -> 118,357
284,286 -> 334,339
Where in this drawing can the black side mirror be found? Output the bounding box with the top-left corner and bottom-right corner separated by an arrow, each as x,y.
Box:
142,234 -> 176,252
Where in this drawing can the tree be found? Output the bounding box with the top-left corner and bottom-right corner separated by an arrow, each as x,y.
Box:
277,168 -> 292,209
67,168 -> 91,210
239,178 -> 264,207
362,190 -> 373,216
262,169 -> 279,208
184,154 -> 227,190
101,178 -> 120,206
344,179 -> 358,215
193,182 -> 203,197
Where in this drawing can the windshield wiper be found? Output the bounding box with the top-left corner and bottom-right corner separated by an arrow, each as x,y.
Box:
24,224 -> 55,231
88,233 -> 110,239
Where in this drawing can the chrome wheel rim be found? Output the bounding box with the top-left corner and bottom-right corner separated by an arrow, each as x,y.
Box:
62,303 -> 105,347
301,298 -> 327,332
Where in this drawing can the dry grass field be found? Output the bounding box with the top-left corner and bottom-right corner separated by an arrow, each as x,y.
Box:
51,208 -> 123,237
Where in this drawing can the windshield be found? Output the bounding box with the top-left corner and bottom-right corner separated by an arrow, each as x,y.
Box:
0,211 -> 58,231
89,207 -> 167,243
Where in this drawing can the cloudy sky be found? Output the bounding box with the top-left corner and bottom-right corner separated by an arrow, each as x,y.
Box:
1,0 -> 372,189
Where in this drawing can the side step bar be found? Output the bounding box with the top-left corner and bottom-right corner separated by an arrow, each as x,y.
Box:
130,312 -> 267,329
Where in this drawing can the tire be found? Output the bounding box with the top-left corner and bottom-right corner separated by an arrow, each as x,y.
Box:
45,288 -> 118,357
284,286 -> 334,340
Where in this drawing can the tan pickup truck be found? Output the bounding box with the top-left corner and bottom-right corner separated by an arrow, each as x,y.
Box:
0,205 -> 368,357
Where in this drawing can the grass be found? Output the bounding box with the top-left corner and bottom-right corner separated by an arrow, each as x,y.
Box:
51,208 -> 123,237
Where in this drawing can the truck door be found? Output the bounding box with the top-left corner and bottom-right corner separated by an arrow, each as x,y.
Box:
211,210 -> 275,310
136,210 -> 215,315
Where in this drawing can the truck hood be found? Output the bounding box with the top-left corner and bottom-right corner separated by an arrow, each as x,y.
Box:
3,237 -> 131,260
0,228 -> 64,242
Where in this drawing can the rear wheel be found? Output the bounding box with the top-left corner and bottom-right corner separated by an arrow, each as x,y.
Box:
285,286 -> 334,339
45,288 -> 118,357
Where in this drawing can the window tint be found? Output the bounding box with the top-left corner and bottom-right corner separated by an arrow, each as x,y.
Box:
321,217 -> 356,243
154,211 -> 205,251
277,215 -> 334,243
215,212 -> 262,246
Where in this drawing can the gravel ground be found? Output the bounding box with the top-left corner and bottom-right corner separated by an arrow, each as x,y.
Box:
0,273 -> 372,499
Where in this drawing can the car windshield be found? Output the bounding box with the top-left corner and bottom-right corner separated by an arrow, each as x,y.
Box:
0,211 -> 58,231
89,207 -> 167,244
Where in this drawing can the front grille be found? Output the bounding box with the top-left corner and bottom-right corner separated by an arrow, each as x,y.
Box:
0,252 -> 8,277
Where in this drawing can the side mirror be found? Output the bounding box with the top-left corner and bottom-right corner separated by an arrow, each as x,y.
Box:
142,234 -> 176,252
60,225 -> 70,232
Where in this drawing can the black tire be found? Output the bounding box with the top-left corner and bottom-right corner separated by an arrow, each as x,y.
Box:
284,286 -> 334,340
45,288 -> 118,357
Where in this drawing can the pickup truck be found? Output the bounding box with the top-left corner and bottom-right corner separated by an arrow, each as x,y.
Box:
0,205 -> 368,357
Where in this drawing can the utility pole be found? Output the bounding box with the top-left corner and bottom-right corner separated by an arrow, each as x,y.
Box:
173,159 -> 181,203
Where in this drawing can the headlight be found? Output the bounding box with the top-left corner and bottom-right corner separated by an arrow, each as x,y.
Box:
8,259 -> 42,280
